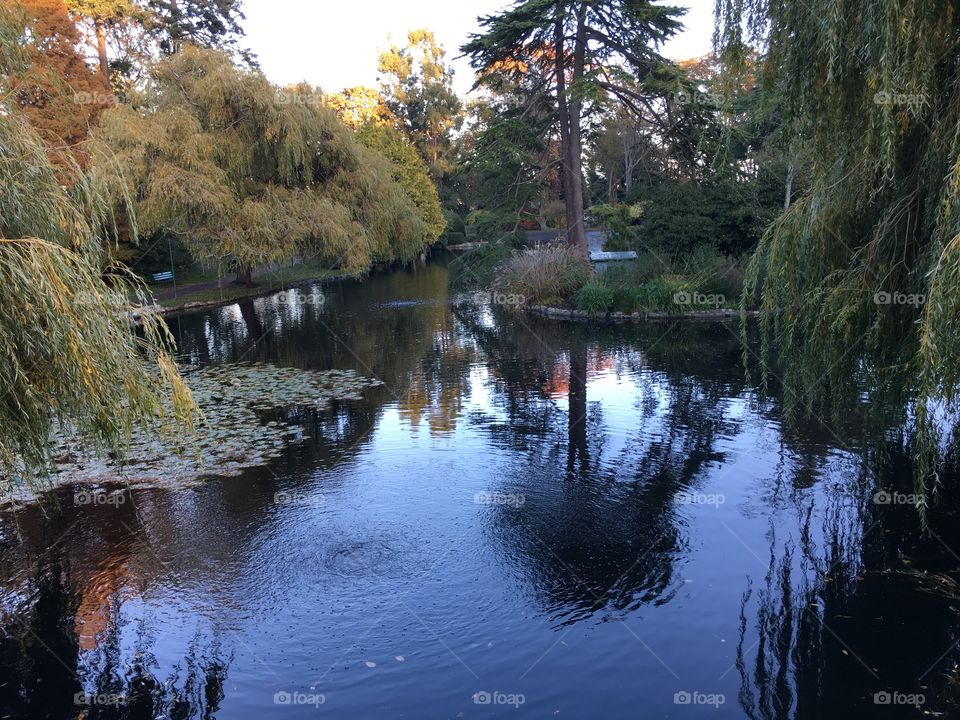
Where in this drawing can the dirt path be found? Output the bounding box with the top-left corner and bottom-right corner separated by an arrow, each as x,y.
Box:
151,266 -> 282,301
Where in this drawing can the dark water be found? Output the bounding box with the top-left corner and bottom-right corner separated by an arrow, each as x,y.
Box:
3,259 -> 960,719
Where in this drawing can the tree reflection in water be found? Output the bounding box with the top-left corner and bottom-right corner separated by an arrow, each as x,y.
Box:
736,443 -> 960,719
0,563 -> 228,720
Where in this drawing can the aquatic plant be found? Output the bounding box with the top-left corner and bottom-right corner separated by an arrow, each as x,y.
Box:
2,362 -> 382,505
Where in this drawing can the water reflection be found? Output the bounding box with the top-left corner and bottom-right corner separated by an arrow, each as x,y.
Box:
2,258 -> 960,718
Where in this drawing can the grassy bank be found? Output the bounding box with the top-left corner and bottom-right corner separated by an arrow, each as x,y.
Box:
148,260 -> 341,311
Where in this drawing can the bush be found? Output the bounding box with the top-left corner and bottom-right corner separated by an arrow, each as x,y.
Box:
443,209 -> 466,235
575,282 -> 615,313
601,257 -> 655,289
629,181 -> 767,258
679,246 -> 744,301
440,209 -> 467,245
611,285 -> 644,313
638,276 -> 689,311
493,245 -> 592,304
443,231 -> 467,245
449,242 -> 515,289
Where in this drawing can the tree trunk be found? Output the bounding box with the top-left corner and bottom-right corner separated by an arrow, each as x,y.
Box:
235,264 -> 254,286
554,8 -> 575,242
95,19 -> 110,93
566,3 -> 588,256
623,131 -> 633,196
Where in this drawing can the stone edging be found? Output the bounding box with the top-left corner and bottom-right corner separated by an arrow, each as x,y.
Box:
526,304 -> 759,322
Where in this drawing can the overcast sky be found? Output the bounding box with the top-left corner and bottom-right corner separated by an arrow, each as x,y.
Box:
242,0 -> 715,97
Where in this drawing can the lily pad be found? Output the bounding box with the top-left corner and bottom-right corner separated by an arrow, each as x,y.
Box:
2,362 -> 382,505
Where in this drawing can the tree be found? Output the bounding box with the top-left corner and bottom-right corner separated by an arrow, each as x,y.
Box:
378,29 -> 463,182
65,0 -> 251,95
0,3 -> 195,489
716,0 -> 960,513
143,0 -> 249,59
5,0 -> 110,172
65,0 -> 135,91
463,0 -> 684,255
326,85 -> 394,129
356,122 -> 447,242
93,47 -> 439,284
457,93 -> 559,234
586,107 -> 651,203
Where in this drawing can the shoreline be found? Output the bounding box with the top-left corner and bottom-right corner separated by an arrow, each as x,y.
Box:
153,272 -> 351,318
525,304 -> 759,322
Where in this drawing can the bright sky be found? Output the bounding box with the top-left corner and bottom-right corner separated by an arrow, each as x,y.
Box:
242,0 -> 715,97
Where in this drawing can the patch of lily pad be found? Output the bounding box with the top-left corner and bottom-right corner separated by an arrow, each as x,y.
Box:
3,362 -> 383,505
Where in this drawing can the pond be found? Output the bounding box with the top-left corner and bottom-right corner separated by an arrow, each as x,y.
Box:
2,258 -> 960,719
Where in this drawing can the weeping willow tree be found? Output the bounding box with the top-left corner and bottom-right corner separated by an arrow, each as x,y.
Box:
0,4 -> 196,490
716,0 -> 960,513
93,46 -> 440,283
355,122 -> 447,241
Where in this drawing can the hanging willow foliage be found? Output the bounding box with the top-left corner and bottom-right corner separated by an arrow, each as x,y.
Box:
92,46 -> 440,278
0,81 -> 198,489
716,0 -> 960,513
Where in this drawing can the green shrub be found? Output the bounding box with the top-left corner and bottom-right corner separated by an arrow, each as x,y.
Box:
439,210 -> 468,246
638,276 -> 690,311
679,246 -> 744,303
443,209 -> 466,235
493,245 -> 592,304
449,242 -> 515,289
600,252 -> 669,288
611,285 -> 644,313
575,282 -> 615,313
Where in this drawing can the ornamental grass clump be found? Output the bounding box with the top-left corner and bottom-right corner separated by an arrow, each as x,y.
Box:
493,245 -> 592,305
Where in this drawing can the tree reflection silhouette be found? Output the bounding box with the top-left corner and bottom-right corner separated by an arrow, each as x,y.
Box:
455,308 -> 750,624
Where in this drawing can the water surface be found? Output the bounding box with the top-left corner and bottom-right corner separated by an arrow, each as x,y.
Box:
2,259 -> 959,719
